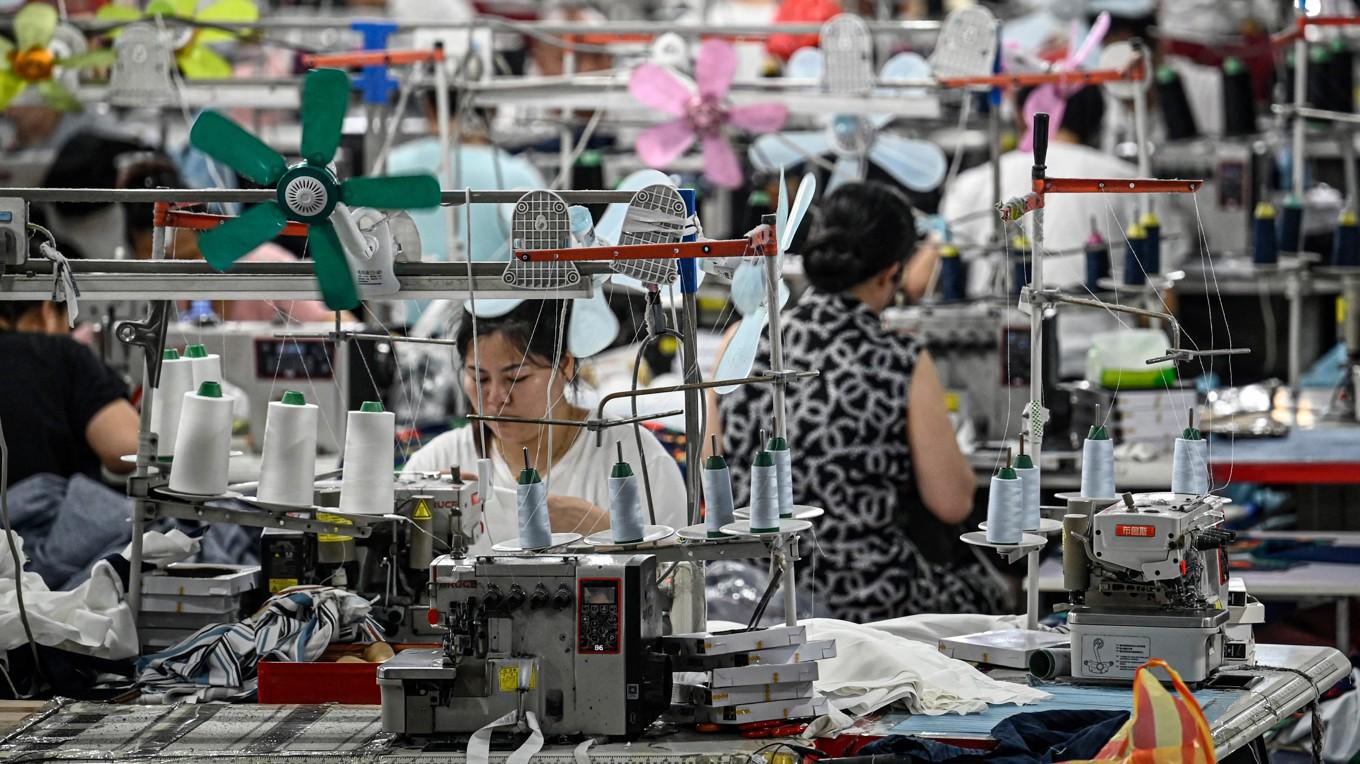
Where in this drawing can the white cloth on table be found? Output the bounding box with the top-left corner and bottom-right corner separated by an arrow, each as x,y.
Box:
866,613 -> 1039,645
805,618 -> 1050,719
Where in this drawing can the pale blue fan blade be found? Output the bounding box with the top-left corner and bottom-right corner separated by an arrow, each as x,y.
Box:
782,172 -> 817,254
714,307 -> 765,395
597,169 -> 674,245
749,131 -> 832,173
878,51 -> 931,82
868,133 -> 948,192
785,47 -> 825,80
730,261 -> 765,315
568,205 -> 597,246
776,168 -> 788,255
568,290 -> 619,358
469,298 -> 522,318
827,155 -> 861,193
1001,10 -> 1058,56
485,239 -> 512,263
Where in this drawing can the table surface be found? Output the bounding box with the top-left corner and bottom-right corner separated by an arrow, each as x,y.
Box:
0,645 -> 1345,762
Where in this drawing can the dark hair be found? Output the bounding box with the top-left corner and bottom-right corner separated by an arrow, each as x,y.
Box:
800,182 -> 917,293
1017,84 -> 1107,147
41,131 -> 149,219
118,156 -> 184,247
455,299 -> 575,372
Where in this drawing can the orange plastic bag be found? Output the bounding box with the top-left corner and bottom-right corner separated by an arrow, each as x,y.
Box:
1071,659 -> 1216,764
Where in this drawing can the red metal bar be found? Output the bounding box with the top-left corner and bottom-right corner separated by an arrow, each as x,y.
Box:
303,48 -> 445,68
515,238 -> 756,263
154,203 -> 309,237
1038,177 -> 1203,194
938,65 -> 1143,91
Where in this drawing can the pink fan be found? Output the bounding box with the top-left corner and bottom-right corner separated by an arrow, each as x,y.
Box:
629,39 -> 789,189
1020,11 -> 1110,152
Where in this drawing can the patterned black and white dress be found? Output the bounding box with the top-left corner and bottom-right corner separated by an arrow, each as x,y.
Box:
719,289 -> 1005,623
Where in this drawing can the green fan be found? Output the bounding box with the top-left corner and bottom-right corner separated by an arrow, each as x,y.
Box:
188,68 -> 440,309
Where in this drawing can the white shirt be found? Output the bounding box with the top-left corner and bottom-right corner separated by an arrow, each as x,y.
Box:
403,424 -> 688,550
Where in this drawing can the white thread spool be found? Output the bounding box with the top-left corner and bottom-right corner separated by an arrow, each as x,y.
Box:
749,448 -> 780,532
986,467 -> 1024,544
1080,436 -> 1116,499
767,435 -> 794,518
1172,437 -> 1209,495
185,343 -> 222,388
516,448 -> 552,549
702,438 -> 736,537
1015,462 -> 1041,531
339,401 -> 395,515
608,442 -> 645,543
257,391 -> 318,506
150,349 -> 194,457
168,381 -> 234,495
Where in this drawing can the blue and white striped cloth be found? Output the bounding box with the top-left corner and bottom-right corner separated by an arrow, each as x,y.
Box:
137,586 -> 382,703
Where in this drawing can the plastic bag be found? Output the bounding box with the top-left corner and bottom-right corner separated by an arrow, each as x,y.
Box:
1072,659 -> 1216,764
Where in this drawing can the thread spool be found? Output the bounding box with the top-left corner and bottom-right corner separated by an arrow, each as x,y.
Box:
1333,210 -> 1359,267
939,243 -> 966,302
1123,221 -> 1148,286
257,390 -> 318,506
1014,435 -> 1040,532
1028,647 -> 1072,680
1252,201 -> 1278,266
184,343 -> 222,389
1155,65 -> 1199,141
1080,409 -> 1116,499
150,349 -> 195,457
1221,57 -> 1257,137
1280,197 -> 1304,254
608,442 -> 645,543
766,433 -> 794,519
168,381 -> 234,495
1140,211 -> 1161,276
517,447 -> 552,549
749,436 -> 780,533
1173,408 -> 1209,495
985,454 -> 1023,545
702,435 -> 736,538
1330,39 -> 1355,114
339,401 -> 395,515
1085,225 -> 1110,291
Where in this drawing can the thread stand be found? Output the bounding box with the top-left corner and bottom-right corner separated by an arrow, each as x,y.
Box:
583,526 -> 676,548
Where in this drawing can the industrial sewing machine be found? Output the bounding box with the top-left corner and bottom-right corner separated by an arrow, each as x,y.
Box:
1061,493 -> 1258,683
377,554 -> 673,740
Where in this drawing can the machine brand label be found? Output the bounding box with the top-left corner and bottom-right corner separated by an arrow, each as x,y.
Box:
1115,524 -> 1157,537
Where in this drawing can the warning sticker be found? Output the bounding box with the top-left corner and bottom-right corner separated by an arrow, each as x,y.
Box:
268,578 -> 298,594
498,666 -> 537,692
413,500 -> 432,521
1081,634 -> 1150,676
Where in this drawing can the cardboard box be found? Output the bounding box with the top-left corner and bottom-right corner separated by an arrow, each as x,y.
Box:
140,564 -> 259,597
662,626 -> 805,657
140,592 -> 242,615
700,696 -> 828,725
708,660 -> 818,688
673,639 -> 837,670
684,681 -> 815,708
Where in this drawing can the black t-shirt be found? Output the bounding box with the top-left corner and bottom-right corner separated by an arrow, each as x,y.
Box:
0,332 -> 129,487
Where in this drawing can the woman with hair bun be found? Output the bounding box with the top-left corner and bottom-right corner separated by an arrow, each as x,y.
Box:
710,181 -> 1004,622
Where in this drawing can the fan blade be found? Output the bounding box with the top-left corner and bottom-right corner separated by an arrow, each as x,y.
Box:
342,174 -> 441,210
867,133 -> 948,192
469,298 -> 522,318
695,38 -> 737,100
636,118 -> 697,170
0,36 -> 12,64
714,307 -> 765,394
16,3 -> 57,51
95,4 -> 142,23
728,103 -> 789,134
729,260 -> 764,315
628,63 -> 693,117
190,111 -> 287,186
300,68 -> 351,167
198,202 -> 288,270
782,172 -> 817,253
1069,11 -> 1110,68
596,169 -> 673,245
147,0 -> 196,16
776,167 -> 788,251
308,220 -> 361,310
701,134 -> 742,189
827,155 -> 861,193
879,51 -> 931,82
785,47 -> 824,80
196,0 -> 258,43
58,49 -> 116,70
36,79 -> 79,111
178,44 -> 232,79
0,74 -> 26,110
748,131 -> 832,173
568,289 -> 619,358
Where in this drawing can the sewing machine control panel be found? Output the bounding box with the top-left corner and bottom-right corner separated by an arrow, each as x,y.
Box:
577,578 -> 621,654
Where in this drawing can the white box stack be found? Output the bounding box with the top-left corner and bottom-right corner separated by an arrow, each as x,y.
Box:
662,626 -> 834,726
137,564 -> 259,651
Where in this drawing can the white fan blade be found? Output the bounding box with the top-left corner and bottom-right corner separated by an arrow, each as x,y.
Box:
749,131 -> 833,173
776,167 -> 789,249
868,133 -> 948,192
568,288 -> 619,358
827,155 -> 861,193
596,169 -> 674,245
782,172 -> 817,253
785,47 -> 825,80
714,306 -> 765,394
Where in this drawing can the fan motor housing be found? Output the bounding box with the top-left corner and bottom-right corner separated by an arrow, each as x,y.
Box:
277,164 -> 340,224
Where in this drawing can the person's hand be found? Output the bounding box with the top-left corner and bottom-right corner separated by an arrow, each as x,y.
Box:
547,495 -> 609,535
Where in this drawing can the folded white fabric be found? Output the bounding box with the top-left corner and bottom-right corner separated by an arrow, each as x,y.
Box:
867,613 -> 1039,645
805,618 -> 1050,718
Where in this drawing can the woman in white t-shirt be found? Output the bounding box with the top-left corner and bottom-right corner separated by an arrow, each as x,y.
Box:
404,300 -> 687,546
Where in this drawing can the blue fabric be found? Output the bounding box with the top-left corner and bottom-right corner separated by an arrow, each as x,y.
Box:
857,709 -> 1128,764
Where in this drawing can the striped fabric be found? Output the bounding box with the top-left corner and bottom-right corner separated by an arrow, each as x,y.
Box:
136,586 -> 382,703
1078,659 -> 1217,764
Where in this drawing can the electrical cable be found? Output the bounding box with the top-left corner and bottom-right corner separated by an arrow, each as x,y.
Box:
0,414 -> 44,696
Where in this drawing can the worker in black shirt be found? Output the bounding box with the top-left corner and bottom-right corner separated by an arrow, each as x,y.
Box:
0,298 -> 140,487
